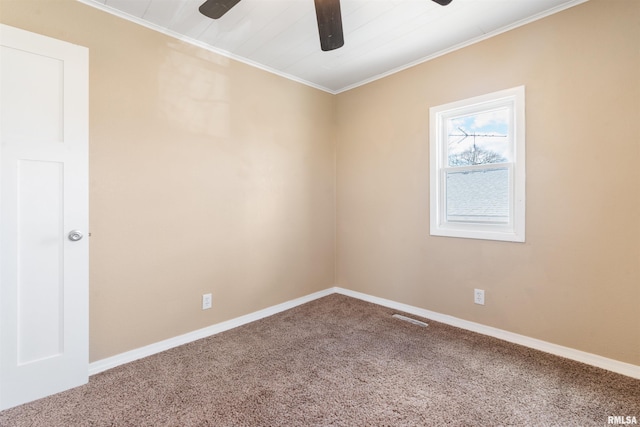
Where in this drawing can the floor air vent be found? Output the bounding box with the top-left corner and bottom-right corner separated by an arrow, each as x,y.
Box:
392,314 -> 428,327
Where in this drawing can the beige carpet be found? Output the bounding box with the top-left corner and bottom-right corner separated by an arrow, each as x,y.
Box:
1,294 -> 638,426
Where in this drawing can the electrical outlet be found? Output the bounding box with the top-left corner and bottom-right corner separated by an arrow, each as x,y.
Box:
474,289 -> 485,305
202,293 -> 212,310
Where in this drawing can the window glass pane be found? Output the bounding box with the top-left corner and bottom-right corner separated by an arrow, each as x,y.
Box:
447,107 -> 510,166
445,167 -> 509,224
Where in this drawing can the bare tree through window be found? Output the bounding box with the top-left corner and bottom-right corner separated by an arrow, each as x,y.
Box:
448,127 -> 508,166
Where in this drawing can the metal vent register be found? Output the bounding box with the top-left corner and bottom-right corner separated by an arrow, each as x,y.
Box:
392,314 -> 428,327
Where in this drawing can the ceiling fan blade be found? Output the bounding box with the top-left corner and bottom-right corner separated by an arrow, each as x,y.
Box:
432,0 -> 453,5
314,0 -> 344,52
199,0 -> 242,19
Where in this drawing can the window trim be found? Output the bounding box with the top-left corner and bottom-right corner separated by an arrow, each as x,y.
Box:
429,86 -> 525,242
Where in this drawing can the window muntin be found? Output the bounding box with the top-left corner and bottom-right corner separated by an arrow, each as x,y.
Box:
430,87 -> 525,242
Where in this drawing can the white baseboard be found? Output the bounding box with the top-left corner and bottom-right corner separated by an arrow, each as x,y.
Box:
89,288 -> 334,376
90,286 -> 639,380
333,287 -> 640,379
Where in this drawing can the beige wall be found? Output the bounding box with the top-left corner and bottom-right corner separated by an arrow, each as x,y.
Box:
1,0 -> 638,367
336,0 -> 640,365
0,0 -> 336,362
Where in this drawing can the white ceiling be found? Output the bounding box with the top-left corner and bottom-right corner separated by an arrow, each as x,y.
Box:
80,0 -> 588,93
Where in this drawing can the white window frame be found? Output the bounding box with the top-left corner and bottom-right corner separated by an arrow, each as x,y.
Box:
429,86 -> 525,242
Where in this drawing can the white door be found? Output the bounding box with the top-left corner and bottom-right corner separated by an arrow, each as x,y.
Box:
0,24 -> 89,410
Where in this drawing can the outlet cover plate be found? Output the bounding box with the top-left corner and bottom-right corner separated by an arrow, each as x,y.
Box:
474,289 -> 485,305
202,293 -> 212,310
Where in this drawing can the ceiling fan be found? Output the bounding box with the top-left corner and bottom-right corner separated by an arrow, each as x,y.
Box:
199,0 -> 453,52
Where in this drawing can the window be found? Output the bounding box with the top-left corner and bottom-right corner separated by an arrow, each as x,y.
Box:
429,86 -> 525,242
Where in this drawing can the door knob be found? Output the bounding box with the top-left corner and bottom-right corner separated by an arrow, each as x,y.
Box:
68,230 -> 83,241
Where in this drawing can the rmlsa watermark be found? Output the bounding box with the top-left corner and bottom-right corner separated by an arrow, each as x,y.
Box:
608,416 -> 638,425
